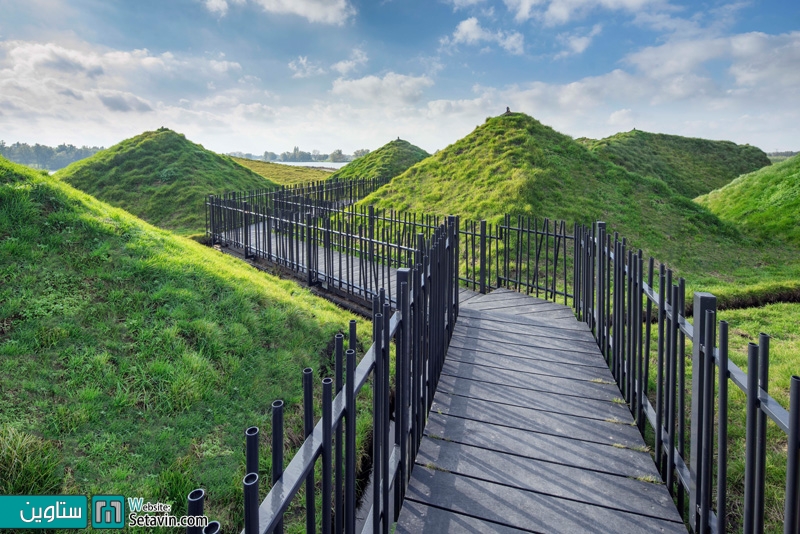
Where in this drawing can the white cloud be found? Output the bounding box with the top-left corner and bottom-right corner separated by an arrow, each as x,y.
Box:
202,0 -> 355,24
288,56 -> 326,78
445,0 -> 486,9
331,72 -> 434,104
331,48 -> 368,75
555,23 -> 602,58
443,17 -> 525,55
504,0 -> 655,25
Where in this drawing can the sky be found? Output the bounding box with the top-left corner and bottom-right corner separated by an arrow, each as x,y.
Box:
0,0 -> 798,155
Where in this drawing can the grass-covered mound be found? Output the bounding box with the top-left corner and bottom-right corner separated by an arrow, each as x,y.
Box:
0,156 -> 366,527
579,129 -> 770,198
56,128 -> 277,236
360,113 -> 800,301
696,155 -> 800,246
231,157 -> 333,186
329,139 -> 430,181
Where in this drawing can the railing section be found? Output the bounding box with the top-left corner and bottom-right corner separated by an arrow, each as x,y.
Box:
573,221 -> 800,534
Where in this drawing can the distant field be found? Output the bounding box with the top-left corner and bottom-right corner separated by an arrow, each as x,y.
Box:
232,157 -> 333,185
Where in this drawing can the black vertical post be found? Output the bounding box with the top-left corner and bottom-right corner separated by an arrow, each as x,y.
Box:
245,427 -> 259,478
754,333 -> 770,534
784,376 -> 800,534
345,348 -> 356,534
243,473 -> 259,534
372,310 -> 383,534
479,220 -> 487,294
718,321 -> 729,534
334,335 -> 344,534
596,222 -> 605,351
306,214 -> 314,286
322,377 -> 333,534
396,270 -> 411,519
381,300 -> 390,534
699,309 -> 716,533
689,292 -> 717,530
272,400 -> 284,534
187,489 -> 205,534
303,368 -> 315,534
744,343 -> 759,534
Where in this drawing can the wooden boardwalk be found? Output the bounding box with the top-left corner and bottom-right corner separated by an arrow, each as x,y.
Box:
396,289 -> 686,533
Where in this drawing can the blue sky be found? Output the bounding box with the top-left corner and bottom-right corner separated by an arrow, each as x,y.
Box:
1,0 -> 798,154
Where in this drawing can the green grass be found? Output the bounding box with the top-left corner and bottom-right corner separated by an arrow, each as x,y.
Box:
231,157 -> 333,186
329,139 -> 429,182
0,155 -> 371,530
360,113 -> 800,305
579,129 -> 770,198
696,154 -> 800,246
716,303 -> 799,532
55,128 -> 278,237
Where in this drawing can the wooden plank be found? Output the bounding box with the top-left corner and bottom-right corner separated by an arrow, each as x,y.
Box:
462,299 -> 573,315
454,315 -> 597,344
396,501 -> 525,534
446,336 -> 606,367
403,468 -> 686,533
441,361 -> 621,402
445,347 -> 612,381
450,328 -> 600,355
457,308 -> 590,332
435,374 -> 631,421
415,438 -> 680,521
423,412 -> 658,477
430,394 -> 643,448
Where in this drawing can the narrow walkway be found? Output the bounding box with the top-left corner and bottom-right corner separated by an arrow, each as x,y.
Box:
397,289 -> 686,533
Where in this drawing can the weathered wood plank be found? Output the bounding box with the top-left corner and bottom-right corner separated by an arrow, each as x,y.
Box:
446,336 -> 606,367
423,412 -> 659,478
445,347 -> 613,381
403,467 -> 686,533
441,360 -> 621,402
415,438 -> 680,521
396,501 -> 525,533
430,394 -> 643,448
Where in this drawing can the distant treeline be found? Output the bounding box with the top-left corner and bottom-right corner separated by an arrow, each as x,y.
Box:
228,146 -> 369,164
767,151 -> 798,157
0,141 -> 104,170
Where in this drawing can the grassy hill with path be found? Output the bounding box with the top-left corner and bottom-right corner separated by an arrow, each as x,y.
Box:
695,154 -> 800,246
0,156 -> 368,528
579,129 -> 770,198
360,113 -> 800,305
56,128 -> 278,236
232,157 -> 333,185
329,139 -> 429,181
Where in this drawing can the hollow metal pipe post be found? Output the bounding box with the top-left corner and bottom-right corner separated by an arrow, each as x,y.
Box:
245,427 -> 259,481
303,367 -> 316,534
717,322 -> 729,534
322,377 -> 333,534
187,489 -> 205,534
334,335 -> 344,534
743,343 -> 759,534
345,348 -> 357,534
784,376 -> 800,534
754,333 -> 770,534
272,400 -> 284,534
699,310 -> 716,533
243,473 -> 259,534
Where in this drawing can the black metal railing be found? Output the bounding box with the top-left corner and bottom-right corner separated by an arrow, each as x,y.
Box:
185,215 -> 460,533
207,196 -> 574,307
573,221 -> 800,534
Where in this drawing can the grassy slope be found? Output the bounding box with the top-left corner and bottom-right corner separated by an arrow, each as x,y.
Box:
696,155 -> 800,246
579,129 -> 770,198
329,139 -> 430,181
361,113 -> 800,301
56,128 -> 278,236
231,157 -> 332,186
0,156 -> 368,528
